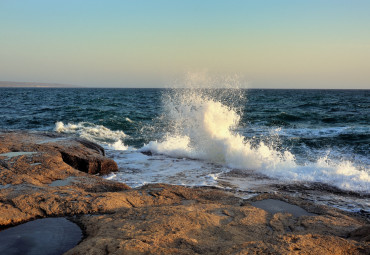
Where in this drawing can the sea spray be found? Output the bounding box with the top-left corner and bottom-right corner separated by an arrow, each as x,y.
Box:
55,121 -> 129,150
142,88 -> 295,168
142,86 -> 370,193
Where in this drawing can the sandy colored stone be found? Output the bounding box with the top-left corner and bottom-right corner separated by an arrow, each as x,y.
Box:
66,190 -> 369,255
0,131 -> 118,177
0,131 -> 128,225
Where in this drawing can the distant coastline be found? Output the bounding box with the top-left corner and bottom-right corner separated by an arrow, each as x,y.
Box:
0,81 -> 368,90
0,81 -> 79,88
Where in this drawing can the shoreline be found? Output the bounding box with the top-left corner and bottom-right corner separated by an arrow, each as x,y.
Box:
0,131 -> 369,254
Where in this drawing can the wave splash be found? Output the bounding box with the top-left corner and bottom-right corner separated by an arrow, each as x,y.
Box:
142,88 -> 370,193
55,121 -> 128,150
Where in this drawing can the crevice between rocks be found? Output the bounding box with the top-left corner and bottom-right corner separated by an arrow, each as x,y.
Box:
0,160 -> 9,169
75,139 -> 106,156
60,151 -> 118,175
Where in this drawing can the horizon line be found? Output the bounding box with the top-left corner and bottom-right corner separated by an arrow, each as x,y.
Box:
0,80 -> 368,90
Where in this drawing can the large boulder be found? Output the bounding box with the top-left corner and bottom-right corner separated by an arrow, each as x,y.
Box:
0,131 -> 127,225
0,131 -> 118,176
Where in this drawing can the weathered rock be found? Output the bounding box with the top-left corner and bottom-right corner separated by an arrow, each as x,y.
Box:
65,185 -> 369,255
0,131 -> 127,225
0,131 -> 118,176
0,131 -> 369,254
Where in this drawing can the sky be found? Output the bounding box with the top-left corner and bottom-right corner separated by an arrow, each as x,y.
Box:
0,0 -> 369,89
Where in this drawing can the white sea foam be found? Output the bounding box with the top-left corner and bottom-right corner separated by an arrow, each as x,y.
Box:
125,117 -> 133,123
277,126 -> 367,138
54,121 -> 128,150
105,149 -> 224,188
142,88 -> 370,193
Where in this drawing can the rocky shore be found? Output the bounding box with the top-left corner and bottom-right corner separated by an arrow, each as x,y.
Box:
0,131 -> 369,254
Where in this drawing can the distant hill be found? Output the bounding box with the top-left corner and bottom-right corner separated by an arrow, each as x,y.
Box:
0,81 -> 79,88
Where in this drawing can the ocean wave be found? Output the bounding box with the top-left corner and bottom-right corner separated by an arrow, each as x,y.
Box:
141,89 -> 370,193
54,121 -> 128,150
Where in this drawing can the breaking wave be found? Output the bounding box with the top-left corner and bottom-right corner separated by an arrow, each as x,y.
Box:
54,121 -> 128,150
142,88 -> 370,193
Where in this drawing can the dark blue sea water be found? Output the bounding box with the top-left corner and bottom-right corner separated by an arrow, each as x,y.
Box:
1,88 -> 369,212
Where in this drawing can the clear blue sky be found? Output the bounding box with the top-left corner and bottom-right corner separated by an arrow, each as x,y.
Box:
0,0 -> 369,88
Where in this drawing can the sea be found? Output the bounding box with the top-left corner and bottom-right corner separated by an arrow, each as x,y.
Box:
1,87 -> 369,216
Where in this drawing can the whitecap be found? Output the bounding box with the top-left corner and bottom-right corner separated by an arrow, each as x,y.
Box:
54,121 -> 129,151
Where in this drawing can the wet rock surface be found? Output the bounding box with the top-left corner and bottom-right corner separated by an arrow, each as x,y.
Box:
0,131 -> 369,254
251,199 -> 317,217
